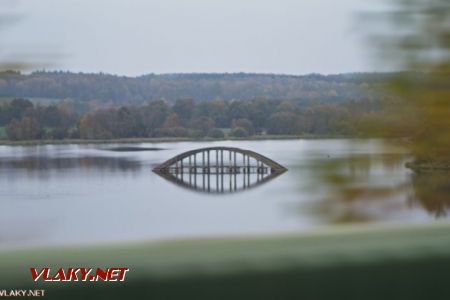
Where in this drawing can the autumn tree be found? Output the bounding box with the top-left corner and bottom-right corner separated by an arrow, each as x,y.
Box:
6,117 -> 41,140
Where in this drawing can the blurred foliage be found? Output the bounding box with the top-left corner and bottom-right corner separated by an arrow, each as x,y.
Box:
307,0 -> 450,224
0,8 -> 37,74
367,0 -> 450,169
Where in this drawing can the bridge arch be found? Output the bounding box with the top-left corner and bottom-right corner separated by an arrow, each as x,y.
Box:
152,147 -> 287,194
153,147 -> 287,174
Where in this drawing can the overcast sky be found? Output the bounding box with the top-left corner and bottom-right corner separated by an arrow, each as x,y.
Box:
1,0 -> 387,76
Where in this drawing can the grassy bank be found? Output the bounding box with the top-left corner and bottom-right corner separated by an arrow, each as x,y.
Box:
0,134 -> 352,146
1,222 -> 450,299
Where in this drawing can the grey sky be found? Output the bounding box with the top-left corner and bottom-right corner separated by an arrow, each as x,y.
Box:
2,0 -> 386,76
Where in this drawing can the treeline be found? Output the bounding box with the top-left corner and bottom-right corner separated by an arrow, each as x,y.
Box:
0,97 -> 390,141
0,71 -> 391,103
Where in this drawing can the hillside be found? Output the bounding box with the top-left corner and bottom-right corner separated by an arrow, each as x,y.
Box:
0,71 -> 394,103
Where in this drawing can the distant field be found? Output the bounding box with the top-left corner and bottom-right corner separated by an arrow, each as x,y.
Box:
0,96 -> 14,104
0,126 -> 6,139
220,128 -> 232,135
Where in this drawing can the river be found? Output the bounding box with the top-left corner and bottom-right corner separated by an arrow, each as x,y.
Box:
0,139 -> 448,247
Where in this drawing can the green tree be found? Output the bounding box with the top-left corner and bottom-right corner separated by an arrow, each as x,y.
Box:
173,98 -> 195,126
267,112 -> 299,135
230,127 -> 249,138
189,116 -> 215,135
232,118 -> 255,135
208,128 -> 225,138
195,99 -> 229,127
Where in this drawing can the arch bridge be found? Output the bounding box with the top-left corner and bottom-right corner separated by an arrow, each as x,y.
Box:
153,147 -> 287,193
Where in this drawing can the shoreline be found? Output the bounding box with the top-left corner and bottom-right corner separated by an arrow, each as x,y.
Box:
0,134 -> 353,146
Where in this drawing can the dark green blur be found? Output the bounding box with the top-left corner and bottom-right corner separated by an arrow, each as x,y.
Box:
1,223 -> 450,300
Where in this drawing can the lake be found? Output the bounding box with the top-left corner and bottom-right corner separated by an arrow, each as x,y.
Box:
0,139 -> 448,248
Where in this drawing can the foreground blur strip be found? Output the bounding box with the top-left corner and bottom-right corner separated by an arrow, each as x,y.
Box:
1,222 -> 450,300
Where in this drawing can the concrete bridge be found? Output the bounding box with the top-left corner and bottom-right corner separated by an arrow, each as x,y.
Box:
153,147 -> 287,193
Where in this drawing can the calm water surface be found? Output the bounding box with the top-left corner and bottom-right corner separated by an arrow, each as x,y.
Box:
0,139 -> 448,247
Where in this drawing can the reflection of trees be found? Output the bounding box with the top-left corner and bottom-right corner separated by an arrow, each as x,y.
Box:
306,0 -> 450,224
0,156 -> 141,172
303,152 -> 450,222
410,172 -> 450,217
304,153 -> 409,223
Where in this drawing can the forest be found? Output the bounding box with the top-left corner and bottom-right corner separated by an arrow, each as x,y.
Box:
0,95 -> 403,141
0,71 -> 418,141
0,71 -> 395,103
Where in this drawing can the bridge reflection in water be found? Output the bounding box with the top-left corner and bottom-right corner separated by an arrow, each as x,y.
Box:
153,147 -> 287,194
